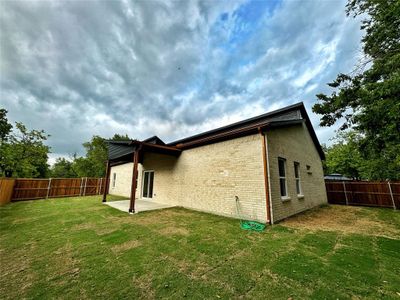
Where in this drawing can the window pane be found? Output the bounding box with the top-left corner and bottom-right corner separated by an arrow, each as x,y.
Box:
294,162 -> 299,178
296,179 -> 301,194
280,178 -> 287,197
142,172 -> 149,198
278,158 -> 286,177
148,172 -> 154,198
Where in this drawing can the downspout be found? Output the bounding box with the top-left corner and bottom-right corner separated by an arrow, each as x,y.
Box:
259,128 -> 272,224
265,132 -> 274,224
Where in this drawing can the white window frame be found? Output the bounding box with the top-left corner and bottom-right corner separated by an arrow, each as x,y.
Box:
294,162 -> 303,197
112,173 -> 116,188
278,157 -> 289,200
141,170 -> 154,199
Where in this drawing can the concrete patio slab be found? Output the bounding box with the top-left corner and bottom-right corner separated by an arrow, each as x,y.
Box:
104,199 -> 175,213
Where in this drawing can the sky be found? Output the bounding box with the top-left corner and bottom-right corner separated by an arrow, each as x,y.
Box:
0,0 -> 364,164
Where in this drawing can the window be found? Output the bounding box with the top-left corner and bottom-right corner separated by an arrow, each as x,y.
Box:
142,170 -> 154,198
294,162 -> 302,196
278,158 -> 287,198
112,173 -> 116,188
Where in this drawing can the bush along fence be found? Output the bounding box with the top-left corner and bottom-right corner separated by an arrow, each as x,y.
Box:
0,177 -> 106,204
325,180 -> 399,209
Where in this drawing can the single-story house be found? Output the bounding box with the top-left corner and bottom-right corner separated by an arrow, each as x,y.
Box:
102,102 -> 327,224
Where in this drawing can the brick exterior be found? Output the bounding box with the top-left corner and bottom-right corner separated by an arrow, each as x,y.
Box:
266,123 -> 327,223
109,163 -> 142,199
110,134 -> 267,222
109,124 -> 327,223
141,134 -> 267,222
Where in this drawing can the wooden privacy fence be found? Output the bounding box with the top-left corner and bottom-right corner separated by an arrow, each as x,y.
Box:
325,180 -> 400,209
1,177 -> 106,202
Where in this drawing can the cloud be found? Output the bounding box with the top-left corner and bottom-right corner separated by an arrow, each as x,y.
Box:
0,0 -> 363,158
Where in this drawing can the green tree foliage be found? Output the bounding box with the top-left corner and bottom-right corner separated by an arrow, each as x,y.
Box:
0,109 -> 12,142
49,157 -> 77,178
0,117 -> 50,178
72,134 -> 131,177
324,132 -> 365,180
313,0 -> 400,180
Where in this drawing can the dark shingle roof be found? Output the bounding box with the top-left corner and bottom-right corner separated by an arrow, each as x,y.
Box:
106,102 -> 325,161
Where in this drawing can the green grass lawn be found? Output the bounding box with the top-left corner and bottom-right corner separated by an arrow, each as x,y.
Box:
1,196 -> 399,299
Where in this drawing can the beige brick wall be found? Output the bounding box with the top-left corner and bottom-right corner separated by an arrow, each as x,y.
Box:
266,123 -> 327,223
109,163 -> 142,198
141,134 -> 268,222
109,125 -> 326,223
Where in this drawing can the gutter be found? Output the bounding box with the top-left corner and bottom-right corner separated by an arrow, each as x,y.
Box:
259,128 -> 272,224
265,132 -> 274,224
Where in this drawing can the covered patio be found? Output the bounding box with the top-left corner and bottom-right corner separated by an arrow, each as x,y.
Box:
104,199 -> 175,213
102,138 -> 181,213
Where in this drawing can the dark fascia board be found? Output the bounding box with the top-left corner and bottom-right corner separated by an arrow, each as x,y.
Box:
267,119 -> 305,128
106,140 -> 134,145
168,102 -> 304,146
106,140 -> 181,161
176,119 -> 305,150
175,120 -> 271,150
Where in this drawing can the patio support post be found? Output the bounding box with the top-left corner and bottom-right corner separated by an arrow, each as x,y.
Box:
102,160 -> 111,202
129,148 -> 141,213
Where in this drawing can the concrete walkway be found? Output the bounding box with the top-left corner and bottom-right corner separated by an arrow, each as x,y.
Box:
104,199 -> 175,213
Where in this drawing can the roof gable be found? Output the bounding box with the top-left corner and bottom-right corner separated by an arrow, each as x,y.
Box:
167,102 -> 324,160
142,136 -> 165,145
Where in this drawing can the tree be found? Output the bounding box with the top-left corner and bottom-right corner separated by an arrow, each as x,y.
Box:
0,109 -> 12,142
0,121 -> 50,178
72,134 -> 131,177
50,157 -> 77,178
324,132 -> 365,180
313,0 -> 400,180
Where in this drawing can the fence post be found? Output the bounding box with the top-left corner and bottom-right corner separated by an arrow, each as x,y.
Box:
99,178 -> 103,195
46,178 -> 52,199
79,178 -> 84,196
342,181 -> 348,205
388,181 -> 396,210
83,177 -> 88,196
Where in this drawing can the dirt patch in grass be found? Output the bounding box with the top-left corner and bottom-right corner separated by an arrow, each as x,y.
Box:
48,243 -> 80,281
105,209 -> 193,228
12,217 -> 36,224
112,240 -> 142,253
94,227 -> 118,236
72,223 -> 95,231
159,226 -> 189,236
72,222 -> 117,236
132,274 -> 155,299
282,205 -> 400,239
157,254 -> 216,286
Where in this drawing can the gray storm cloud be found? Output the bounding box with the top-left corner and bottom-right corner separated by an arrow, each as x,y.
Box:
0,0 -> 362,161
